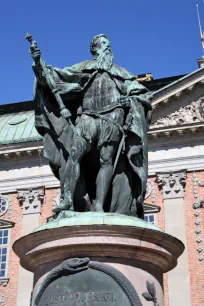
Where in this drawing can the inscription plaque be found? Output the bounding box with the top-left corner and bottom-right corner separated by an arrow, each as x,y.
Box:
38,268 -> 131,306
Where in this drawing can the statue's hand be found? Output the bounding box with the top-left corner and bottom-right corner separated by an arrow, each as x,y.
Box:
120,96 -> 131,108
60,107 -> 71,119
29,41 -> 41,63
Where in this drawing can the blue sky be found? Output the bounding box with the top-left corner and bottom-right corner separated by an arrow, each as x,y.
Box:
0,0 -> 203,104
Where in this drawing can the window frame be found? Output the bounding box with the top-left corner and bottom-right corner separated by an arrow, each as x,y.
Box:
144,213 -> 157,225
144,203 -> 161,226
0,220 -> 14,285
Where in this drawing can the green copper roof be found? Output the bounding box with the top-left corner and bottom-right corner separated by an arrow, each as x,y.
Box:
0,110 -> 41,144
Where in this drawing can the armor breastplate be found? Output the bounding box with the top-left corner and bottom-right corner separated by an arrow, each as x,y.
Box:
83,71 -> 120,112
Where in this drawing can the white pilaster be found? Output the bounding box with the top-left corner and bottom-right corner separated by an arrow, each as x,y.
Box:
157,170 -> 191,306
16,187 -> 44,306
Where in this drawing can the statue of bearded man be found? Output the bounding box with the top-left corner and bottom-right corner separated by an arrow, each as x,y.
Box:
30,34 -> 152,219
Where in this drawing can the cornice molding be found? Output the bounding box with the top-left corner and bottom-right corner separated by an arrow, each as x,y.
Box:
0,173 -> 59,193
0,145 -> 43,160
148,122 -> 204,140
0,124 -> 203,157
152,68 -> 204,108
149,155 -> 204,175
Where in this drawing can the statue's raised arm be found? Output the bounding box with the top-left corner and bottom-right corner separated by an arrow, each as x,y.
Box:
26,33 -> 71,119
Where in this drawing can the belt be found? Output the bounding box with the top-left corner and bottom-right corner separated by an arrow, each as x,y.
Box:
83,109 -> 125,135
83,102 -> 122,114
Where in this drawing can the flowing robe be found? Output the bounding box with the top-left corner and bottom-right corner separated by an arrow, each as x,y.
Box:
33,60 -> 152,218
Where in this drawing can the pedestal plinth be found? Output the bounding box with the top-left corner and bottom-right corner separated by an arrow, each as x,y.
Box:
13,213 -> 184,306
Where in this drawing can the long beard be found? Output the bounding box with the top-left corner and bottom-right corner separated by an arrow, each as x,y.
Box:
96,49 -> 113,70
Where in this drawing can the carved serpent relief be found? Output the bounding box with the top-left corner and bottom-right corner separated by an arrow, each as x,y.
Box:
31,258 -> 143,306
31,258 -> 89,306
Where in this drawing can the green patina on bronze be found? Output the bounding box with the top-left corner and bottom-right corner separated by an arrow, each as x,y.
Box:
27,33 -> 152,219
33,212 -> 163,233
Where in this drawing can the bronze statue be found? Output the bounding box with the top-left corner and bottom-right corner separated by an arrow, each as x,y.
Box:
27,33 -> 152,219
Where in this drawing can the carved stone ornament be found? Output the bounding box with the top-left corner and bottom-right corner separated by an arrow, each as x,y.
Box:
31,258 -> 143,306
195,228 -> 202,235
157,170 -> 186,199
195,96 -> 204,122
193,202 -> 200,209
198,255 -> 204,262
17,188 -> 45,214
196,237 -> 202,244
52,189 -> 61,210
194,211 -> 200,217
150,99 -> 203,129
197,246 -> 203,253
0,296 -> 7,306
192,173 -> 204,263
195,219 -> 201,225
193,198 -> 204,209
0,195 -> 10,217
142,281 -> 159,306
145,180 -> 152,200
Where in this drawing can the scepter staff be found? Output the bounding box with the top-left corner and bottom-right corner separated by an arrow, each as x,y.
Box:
25,33 -> 75,132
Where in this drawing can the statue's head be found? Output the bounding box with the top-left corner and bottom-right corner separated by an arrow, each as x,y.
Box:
90,34 -> 113,70
90,34 -> 111,56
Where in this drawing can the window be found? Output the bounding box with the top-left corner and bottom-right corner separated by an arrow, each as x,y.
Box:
0,220 -> 14,283
144,204 -> 160,226
0,229 -> 9,278
144,214 -> 155,224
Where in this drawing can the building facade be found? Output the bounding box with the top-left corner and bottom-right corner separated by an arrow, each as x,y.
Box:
0,68 -> 204,305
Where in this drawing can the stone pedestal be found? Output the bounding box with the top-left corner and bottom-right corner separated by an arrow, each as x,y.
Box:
13,212 -> 184,306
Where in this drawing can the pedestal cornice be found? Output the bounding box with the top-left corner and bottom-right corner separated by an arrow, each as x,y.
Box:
13,213 -> 184,274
